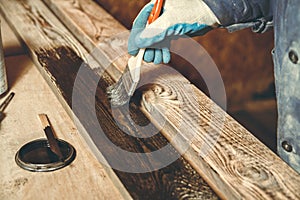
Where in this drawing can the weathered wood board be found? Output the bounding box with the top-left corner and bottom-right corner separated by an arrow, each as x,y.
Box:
40,0 -> 300,199
43,0 -> 128,74
0,0 -> 219,199
0,15 -> 25,56
140,79 -> 300,199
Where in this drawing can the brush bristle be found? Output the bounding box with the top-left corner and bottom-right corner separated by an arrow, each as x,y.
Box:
107,65 -> 134,106
107,78 -> 130,107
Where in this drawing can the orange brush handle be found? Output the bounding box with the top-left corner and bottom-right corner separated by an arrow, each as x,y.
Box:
148,0 -> 164,24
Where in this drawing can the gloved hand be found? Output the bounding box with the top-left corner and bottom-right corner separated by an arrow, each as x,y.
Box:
128,0 -> 220,64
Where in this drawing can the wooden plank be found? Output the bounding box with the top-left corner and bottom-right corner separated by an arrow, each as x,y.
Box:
0,0 -> 219,199
0,15 -> 25,56
0,1 -> 131,199
41,0 -> 300,199
43,0 -> 128,74
126,22 -> 298,200
0,55 -> 124,200
138,66 -> 300,199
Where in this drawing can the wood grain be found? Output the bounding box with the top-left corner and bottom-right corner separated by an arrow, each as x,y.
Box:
42,0 -> 300,199
139,69 -> 300,199
43,0 -> 128,74
0,15 -> 25,56
0,0 -> 219,199
38,113 -> 52,128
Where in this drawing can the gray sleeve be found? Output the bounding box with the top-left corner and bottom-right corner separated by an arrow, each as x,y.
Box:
203,0 -> 273,32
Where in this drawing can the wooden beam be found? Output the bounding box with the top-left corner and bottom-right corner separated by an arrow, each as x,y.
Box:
140,76 -> 300,199
43,0 -> 128,75
0,0 -> 218,199
40,0 -> 300,199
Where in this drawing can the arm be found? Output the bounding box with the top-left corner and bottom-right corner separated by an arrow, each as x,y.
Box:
129,0 -> 273,63
204,0 -> 273,32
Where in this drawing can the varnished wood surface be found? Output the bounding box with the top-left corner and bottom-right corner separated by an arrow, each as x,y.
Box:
0,54 -> 125,200
0,0 -> 219,199
41,0 -> 300,199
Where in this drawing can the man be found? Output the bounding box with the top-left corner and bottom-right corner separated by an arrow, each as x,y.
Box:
128,0 -> 300,173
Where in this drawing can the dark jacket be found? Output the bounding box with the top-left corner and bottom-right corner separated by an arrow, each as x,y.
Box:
204,0 -> 300,173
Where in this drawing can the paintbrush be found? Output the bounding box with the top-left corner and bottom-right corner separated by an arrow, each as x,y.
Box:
107,0 -> 164,106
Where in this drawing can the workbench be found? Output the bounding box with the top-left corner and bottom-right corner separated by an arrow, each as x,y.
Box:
0,1 -> 299,199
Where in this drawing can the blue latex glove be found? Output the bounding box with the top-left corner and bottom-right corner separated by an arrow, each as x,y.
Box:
128,0 -> 219,64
